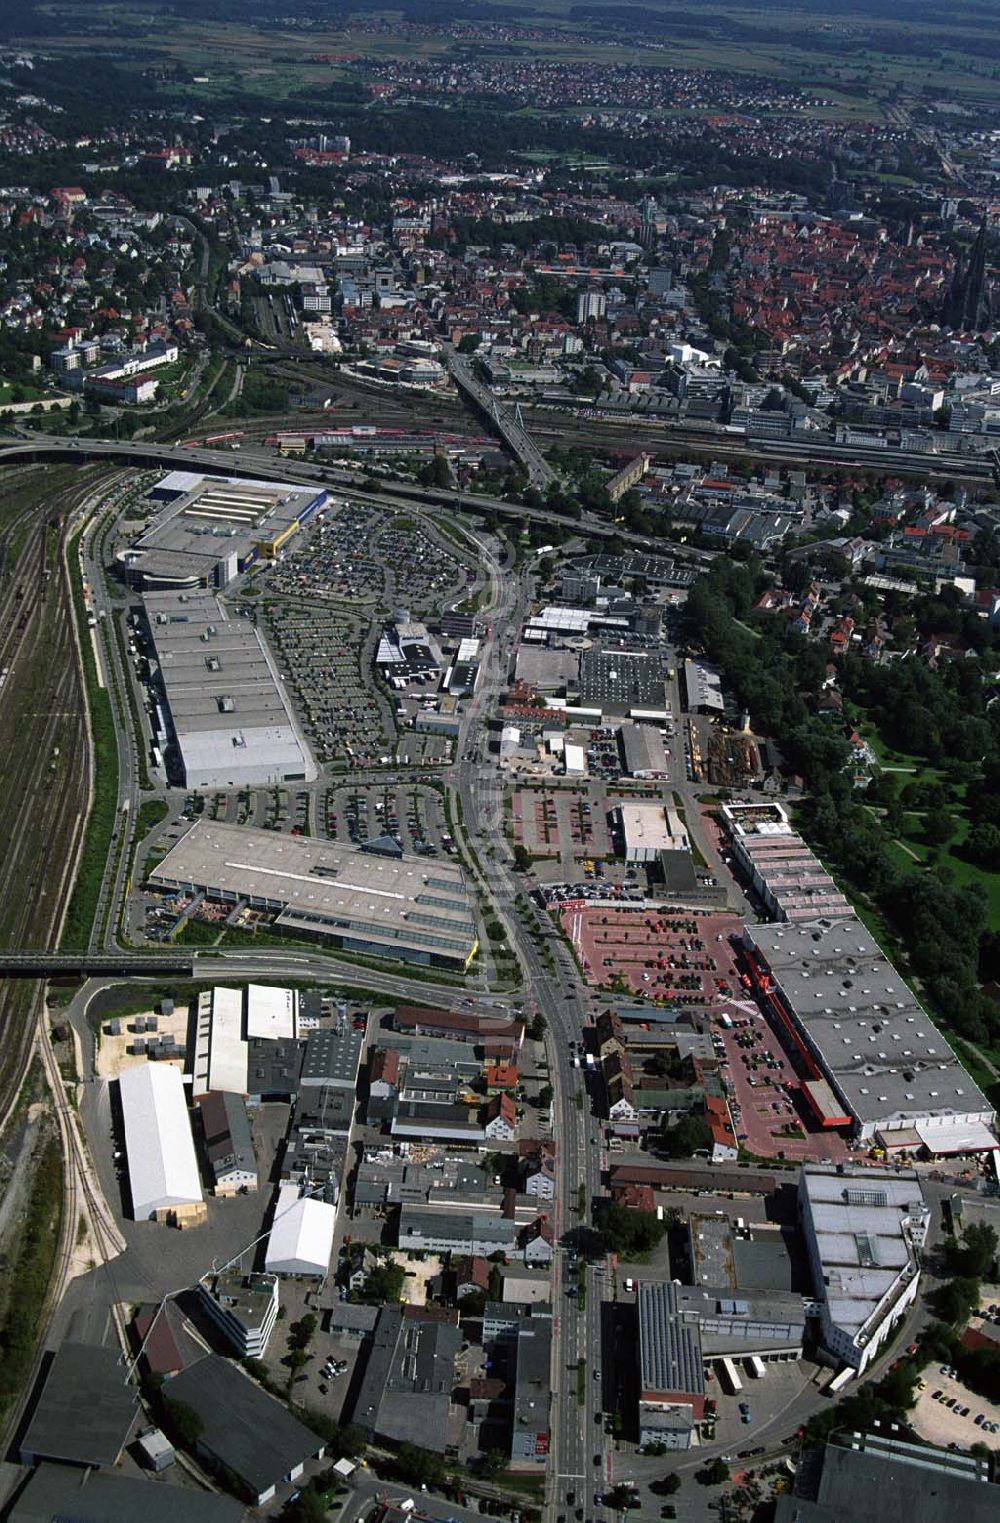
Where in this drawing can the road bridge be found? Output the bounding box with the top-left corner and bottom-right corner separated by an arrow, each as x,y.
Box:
444,348 -> 555,488
0,951 -> 197,976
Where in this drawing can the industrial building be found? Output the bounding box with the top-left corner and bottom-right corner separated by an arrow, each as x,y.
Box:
617,802 -> 689,862
637,1281 -> 706,1450
191,986 -> 247,1097
19,1344 -> 138,1470
775,1431 -> 998,1523
164,1355 -> 326,1507
264,1182 -> 337,1277
683,658 -> 725,713
144,588 -> 315,789
799,1164 -> 930,1373
397,1206 -> 519,1257
743,917 -> 996,1149
8,1465 -> 245,1523
120,472 -> 327,590
723,801 -> 851,922
118,1063 -> 203,1222
619,723 -> 669,778
350,1306 -> 461,1452
578,646 -> 668,717
195,1089 -> 257,1193
148,819 -> 479,969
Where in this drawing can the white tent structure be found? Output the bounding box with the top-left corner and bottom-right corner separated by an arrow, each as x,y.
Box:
264,1184 -> 335,1277
119,1063 -> 203,1220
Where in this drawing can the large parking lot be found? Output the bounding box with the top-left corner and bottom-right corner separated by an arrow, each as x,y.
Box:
322,781 -> 452,855
511,786 -> 615,865
563,903 -> 744,1002
260,502 -> 473,613
264,601 -> 394,766
717,1012 -> 851,1164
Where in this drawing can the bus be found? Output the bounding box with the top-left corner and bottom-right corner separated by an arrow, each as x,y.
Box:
717,1357 -> 744,1395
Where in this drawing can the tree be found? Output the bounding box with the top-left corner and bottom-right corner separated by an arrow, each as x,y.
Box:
593,1200 -> 665,1257
395,1442 -> 446,1489
698,1458 -> 729,1486
353,1260 -> 406,1305
947,1222 -> 999,1280
457,333 -> 481,354
931,1275 -> 981,1325
651,1114 -> 712,1160
923,812 -> 954,848
528,1012 -> 546,1042
605,1484 -> 640,1510
512,843 -> 532,872
660,1473 -> 681,1495
477,1448 -> 508,1480
965,822 -> 1000,869
163,1397 -> 204,1448
283,1485 -> 326,1523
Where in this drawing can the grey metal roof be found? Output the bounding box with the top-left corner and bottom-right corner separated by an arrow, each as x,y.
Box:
776,1433 -> 998,1523
745,918 -> 993,1128
8,1465 -> 245,1523
165,1355 -> 322,1496
20,1344 -> 138,1468
151,819 -> 477,965
300,1025 -> 365,1088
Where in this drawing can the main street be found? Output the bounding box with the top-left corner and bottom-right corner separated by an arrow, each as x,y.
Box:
438,527 -> 607,1519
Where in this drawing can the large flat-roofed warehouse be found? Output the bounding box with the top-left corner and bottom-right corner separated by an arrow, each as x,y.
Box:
578,646 -> 668,717
119,472 -> 327,589
743,918 -> 996,1150
118,1063 -> 204,1222
144,588 -> 316,788
19,1344 -> 139,1468
148,819 -> 479,969
799,1164 -> 930,1372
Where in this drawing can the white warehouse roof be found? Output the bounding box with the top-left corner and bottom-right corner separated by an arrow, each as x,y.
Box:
119,1063 -> 203,1221
246,984 -> 297,1041
264,1184 -> 336,1277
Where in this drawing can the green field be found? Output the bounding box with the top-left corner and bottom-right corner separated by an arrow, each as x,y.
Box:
16,0 -> 1000,117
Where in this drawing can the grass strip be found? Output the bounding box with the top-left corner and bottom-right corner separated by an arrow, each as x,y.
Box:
0,1131 -> 63,1420
61,530 -> 119,949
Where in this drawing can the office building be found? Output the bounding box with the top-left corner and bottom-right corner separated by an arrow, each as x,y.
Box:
198,1270 -> 279,1358
799,1164 -> 929,1373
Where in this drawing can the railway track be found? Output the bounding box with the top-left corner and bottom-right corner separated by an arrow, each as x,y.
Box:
0,468 -> 97,1137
